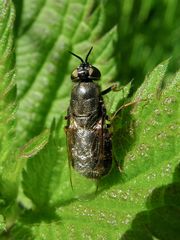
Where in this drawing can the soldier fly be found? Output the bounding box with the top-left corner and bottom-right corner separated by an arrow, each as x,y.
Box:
65,47 -> 117,180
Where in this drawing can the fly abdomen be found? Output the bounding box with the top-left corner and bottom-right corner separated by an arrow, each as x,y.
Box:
67,119 -> 112,179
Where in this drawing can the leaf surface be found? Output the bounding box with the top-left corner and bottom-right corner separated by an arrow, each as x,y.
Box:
8,0 -> 180,239
15,0 -> 117,143
14,59 -> 180,239
0,0 -> 18,202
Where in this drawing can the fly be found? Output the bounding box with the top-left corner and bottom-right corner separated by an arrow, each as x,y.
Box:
65,47 -> 118,181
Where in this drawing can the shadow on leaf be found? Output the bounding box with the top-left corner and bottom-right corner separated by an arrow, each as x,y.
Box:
98,102 -> 137,191
121,163 -> 180,240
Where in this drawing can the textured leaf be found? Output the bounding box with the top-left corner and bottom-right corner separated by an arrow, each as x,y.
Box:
7,0 -> 179,239
56,60 -> 179,240
0,0 -> 18,201
22,119 -> 68,209
19,129 -> 50,159
15,0 -> 118,143
0,215 -> 6,234
116,59 -> 179,181
12,59 -> 179,239
119,60 -> 180,240
14,0 -> 179,144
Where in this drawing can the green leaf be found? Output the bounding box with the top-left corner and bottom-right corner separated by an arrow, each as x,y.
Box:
119,59 -> 180,239
12,59 -> 179,239
55,58 -> 179,239
0,0 -> 16,167
19,129 -> 50,159
7,0 -> 179,238
11,220 -> 61,240
0,215 -> 6,234
15,0 -> 117,143
114,0 -> 179,90
22,119 -> 68,210
0,0 -> 18,202
114,59 -> 179,181
14,0 -> 179,144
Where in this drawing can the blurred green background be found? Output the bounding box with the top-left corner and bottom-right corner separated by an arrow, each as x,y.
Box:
104,0 -> 179,89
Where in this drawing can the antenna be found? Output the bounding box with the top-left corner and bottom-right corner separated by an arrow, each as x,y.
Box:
85,47 -> 93,63
68,51 -> 84,63
69,46 -> 93,64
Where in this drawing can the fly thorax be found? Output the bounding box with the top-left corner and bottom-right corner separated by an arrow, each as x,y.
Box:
70,82 -> 100,117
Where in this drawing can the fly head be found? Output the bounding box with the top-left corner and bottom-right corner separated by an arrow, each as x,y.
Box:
69,47 -> 101,82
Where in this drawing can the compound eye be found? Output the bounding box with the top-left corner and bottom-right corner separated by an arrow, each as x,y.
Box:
71,69 -> 79,81
89,66 -> 101,80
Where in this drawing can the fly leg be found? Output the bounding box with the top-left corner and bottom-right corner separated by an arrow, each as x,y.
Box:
114,156 -> 123,173
65,107 -> 71,122
100,84 -> 123,126
95,179 -> 99,194
101,83 -> 124,96
65,115 -> 69,120
101,83 -> 147,121
101,83 -> 126,122
111,98 -> 147,121
101,84 -> 147,174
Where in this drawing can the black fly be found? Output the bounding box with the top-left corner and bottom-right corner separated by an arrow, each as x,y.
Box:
65,47 -> 117,181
